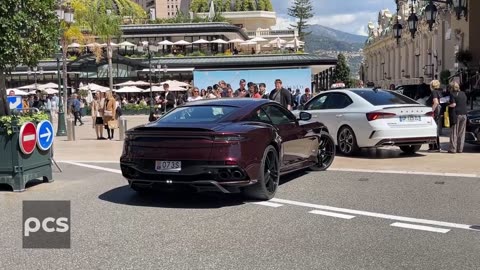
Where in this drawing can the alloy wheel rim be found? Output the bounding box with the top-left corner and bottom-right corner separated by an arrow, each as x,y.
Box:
318,135 -> 335,167
339,129 -> 353,153
264,151 -> 279,193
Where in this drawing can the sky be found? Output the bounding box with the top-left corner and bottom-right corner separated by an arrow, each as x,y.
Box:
271,0 -> 396,36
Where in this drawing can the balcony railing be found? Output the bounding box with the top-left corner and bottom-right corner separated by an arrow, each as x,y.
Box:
247,29 -> 297,38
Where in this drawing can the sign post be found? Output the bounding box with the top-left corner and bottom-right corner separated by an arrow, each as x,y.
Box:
7,96 -> 23,110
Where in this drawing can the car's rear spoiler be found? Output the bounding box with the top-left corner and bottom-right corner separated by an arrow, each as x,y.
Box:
381,105 -> 426,110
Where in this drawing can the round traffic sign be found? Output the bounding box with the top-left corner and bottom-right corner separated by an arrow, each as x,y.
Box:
19,122 -> 37,155
36,120 -> 54,151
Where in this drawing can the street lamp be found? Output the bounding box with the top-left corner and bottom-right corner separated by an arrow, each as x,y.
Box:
452,0 -> 468,20
55,2 -> 74,137
407,4 -> 419,38
157,64 -> 168,113
425,1 -> 438,31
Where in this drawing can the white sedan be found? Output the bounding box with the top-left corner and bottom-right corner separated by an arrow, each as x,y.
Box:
294,88 -> 437,155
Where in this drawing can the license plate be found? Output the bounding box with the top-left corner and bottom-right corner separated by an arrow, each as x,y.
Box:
399,115 -> 421,122
155,161 -> 181,172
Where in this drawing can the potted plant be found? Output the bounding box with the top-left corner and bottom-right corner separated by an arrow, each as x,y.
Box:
0,111 -> 53,191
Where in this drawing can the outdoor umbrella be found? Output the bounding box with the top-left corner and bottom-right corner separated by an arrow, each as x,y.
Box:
18,84 -> 39,90
211,39 -> 228,44
174,40 -> 192,46
228,38 -> 244,43
158,40 -> 174,46
148,86 -> 186,92
115,86 -> 144,93
192,39 -> 210,44
42,88 -> 59,94
114,80 -> 137,87
39,82 -> 60,89
118,41 -> 136,47
5,88 -> 28,96
250,37 -> 268,43
160,80 -> 190,87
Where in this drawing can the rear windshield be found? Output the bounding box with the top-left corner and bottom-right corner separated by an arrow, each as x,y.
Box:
351,90 -> 418,106
158,105 -> 238,123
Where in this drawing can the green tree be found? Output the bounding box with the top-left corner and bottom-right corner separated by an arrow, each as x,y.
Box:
83,0 -> 122,91
0,0 -> 59,115
190,0 -> 209,12
264,0 -> 273,11
257,0 -> 266,11
331,54 -> 351,87
288,0 -> 313,40
242,0 -> 256,11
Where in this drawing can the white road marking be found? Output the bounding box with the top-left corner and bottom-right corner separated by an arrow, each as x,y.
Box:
390,222 -> 451,234
23,134 -> 35,142
271,198 -> 475,231
61,161 -> 478,232
309,210 -> 355,219
61,161 -> 122,174
329,168 -> 479,178
253,202 -> 283,208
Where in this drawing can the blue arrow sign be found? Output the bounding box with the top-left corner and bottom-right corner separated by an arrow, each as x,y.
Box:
7,96 -> 23,110
36,120 -> 54,151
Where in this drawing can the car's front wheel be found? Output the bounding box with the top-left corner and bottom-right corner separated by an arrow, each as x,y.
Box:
337,126 -> 359,156
243,145 -> 280,201
399,145 -> 422,155
310,131 -> 335,171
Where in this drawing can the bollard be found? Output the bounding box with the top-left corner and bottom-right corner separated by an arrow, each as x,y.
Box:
119,116 -> 127,141
67,118 -> 75,141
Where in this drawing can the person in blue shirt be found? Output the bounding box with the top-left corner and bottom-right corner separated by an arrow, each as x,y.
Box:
72,94 -> 84,126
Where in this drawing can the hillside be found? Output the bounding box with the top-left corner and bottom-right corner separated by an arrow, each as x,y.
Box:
303,24 -> 367,77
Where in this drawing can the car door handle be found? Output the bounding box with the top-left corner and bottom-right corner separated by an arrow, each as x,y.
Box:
336,114 -> 343,117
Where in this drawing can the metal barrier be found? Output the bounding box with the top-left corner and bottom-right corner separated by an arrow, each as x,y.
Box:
119,116 -> 127,141
67,118 -> 75,141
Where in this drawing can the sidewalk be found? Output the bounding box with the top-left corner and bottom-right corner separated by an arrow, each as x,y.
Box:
53,115 -> 480,176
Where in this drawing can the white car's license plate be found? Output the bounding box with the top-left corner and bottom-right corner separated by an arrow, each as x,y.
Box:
155,161 -> 181,172
400,115 -> 421,122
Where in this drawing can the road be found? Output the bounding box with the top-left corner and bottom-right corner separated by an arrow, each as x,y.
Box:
1,162 -> 479,269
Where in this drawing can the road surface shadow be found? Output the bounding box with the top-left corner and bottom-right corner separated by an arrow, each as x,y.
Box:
0,179 -> 45,192
98,171 -> 308,208
338,147 -> 427,159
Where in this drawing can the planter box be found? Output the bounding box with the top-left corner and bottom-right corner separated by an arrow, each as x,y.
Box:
122,109 -> 150,115
0,124 -> 53,192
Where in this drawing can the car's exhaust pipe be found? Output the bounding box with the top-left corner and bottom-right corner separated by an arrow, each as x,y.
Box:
218,170 -> 231,180
232,170 -> 244,179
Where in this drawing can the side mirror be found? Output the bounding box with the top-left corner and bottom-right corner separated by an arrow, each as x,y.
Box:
298,111 -> 312,121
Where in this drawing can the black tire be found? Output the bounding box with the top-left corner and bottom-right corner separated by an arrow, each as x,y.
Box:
243,145 -> 280,201
337,126 -> 359,156
310,131 -> 336,171
399,145 -> 422,155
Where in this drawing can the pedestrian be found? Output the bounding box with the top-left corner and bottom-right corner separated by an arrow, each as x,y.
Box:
72,94 -> 84,126
448,82 -> 468,153
426,80 -> 444,151
300,88 -> 312,106
269,79 -> 292,110
103,90 -> 117,140
91,91 -> 106,140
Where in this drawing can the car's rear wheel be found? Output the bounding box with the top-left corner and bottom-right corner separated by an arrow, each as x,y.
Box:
243,145 -> 280,201
310,131 -> 335,171
337,126 -> 359,156
399,145 -> 422,155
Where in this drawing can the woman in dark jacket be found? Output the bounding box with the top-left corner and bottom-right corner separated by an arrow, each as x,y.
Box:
448,82 -> 468,153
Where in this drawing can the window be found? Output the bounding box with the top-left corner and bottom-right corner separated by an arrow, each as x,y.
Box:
305,94 -> 328,110
157,106 -> 238,123
324,93 -> 353,109
246,108 -> 271,124
351,90 -> 418,106
263,105 -> 296,125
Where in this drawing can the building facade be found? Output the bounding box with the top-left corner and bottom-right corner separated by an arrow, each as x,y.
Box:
363,0 -> 480,88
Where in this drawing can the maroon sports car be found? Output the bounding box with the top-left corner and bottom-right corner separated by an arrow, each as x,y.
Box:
120,98 -> 335,200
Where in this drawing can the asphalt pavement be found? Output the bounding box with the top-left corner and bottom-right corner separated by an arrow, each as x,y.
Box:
1,162 -> 479,270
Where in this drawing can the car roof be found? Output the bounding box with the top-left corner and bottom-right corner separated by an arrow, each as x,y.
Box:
183,98 -> 273,107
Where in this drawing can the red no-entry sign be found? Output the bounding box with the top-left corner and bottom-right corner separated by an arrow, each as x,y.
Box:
19,122 -> 37,155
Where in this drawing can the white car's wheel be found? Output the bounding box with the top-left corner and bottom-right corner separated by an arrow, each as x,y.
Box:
337,126 -> 359,156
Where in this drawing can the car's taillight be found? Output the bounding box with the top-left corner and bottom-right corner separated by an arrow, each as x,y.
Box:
366,112 -> 396,121
225,160 -> 238,165
425,111 -> 434,117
